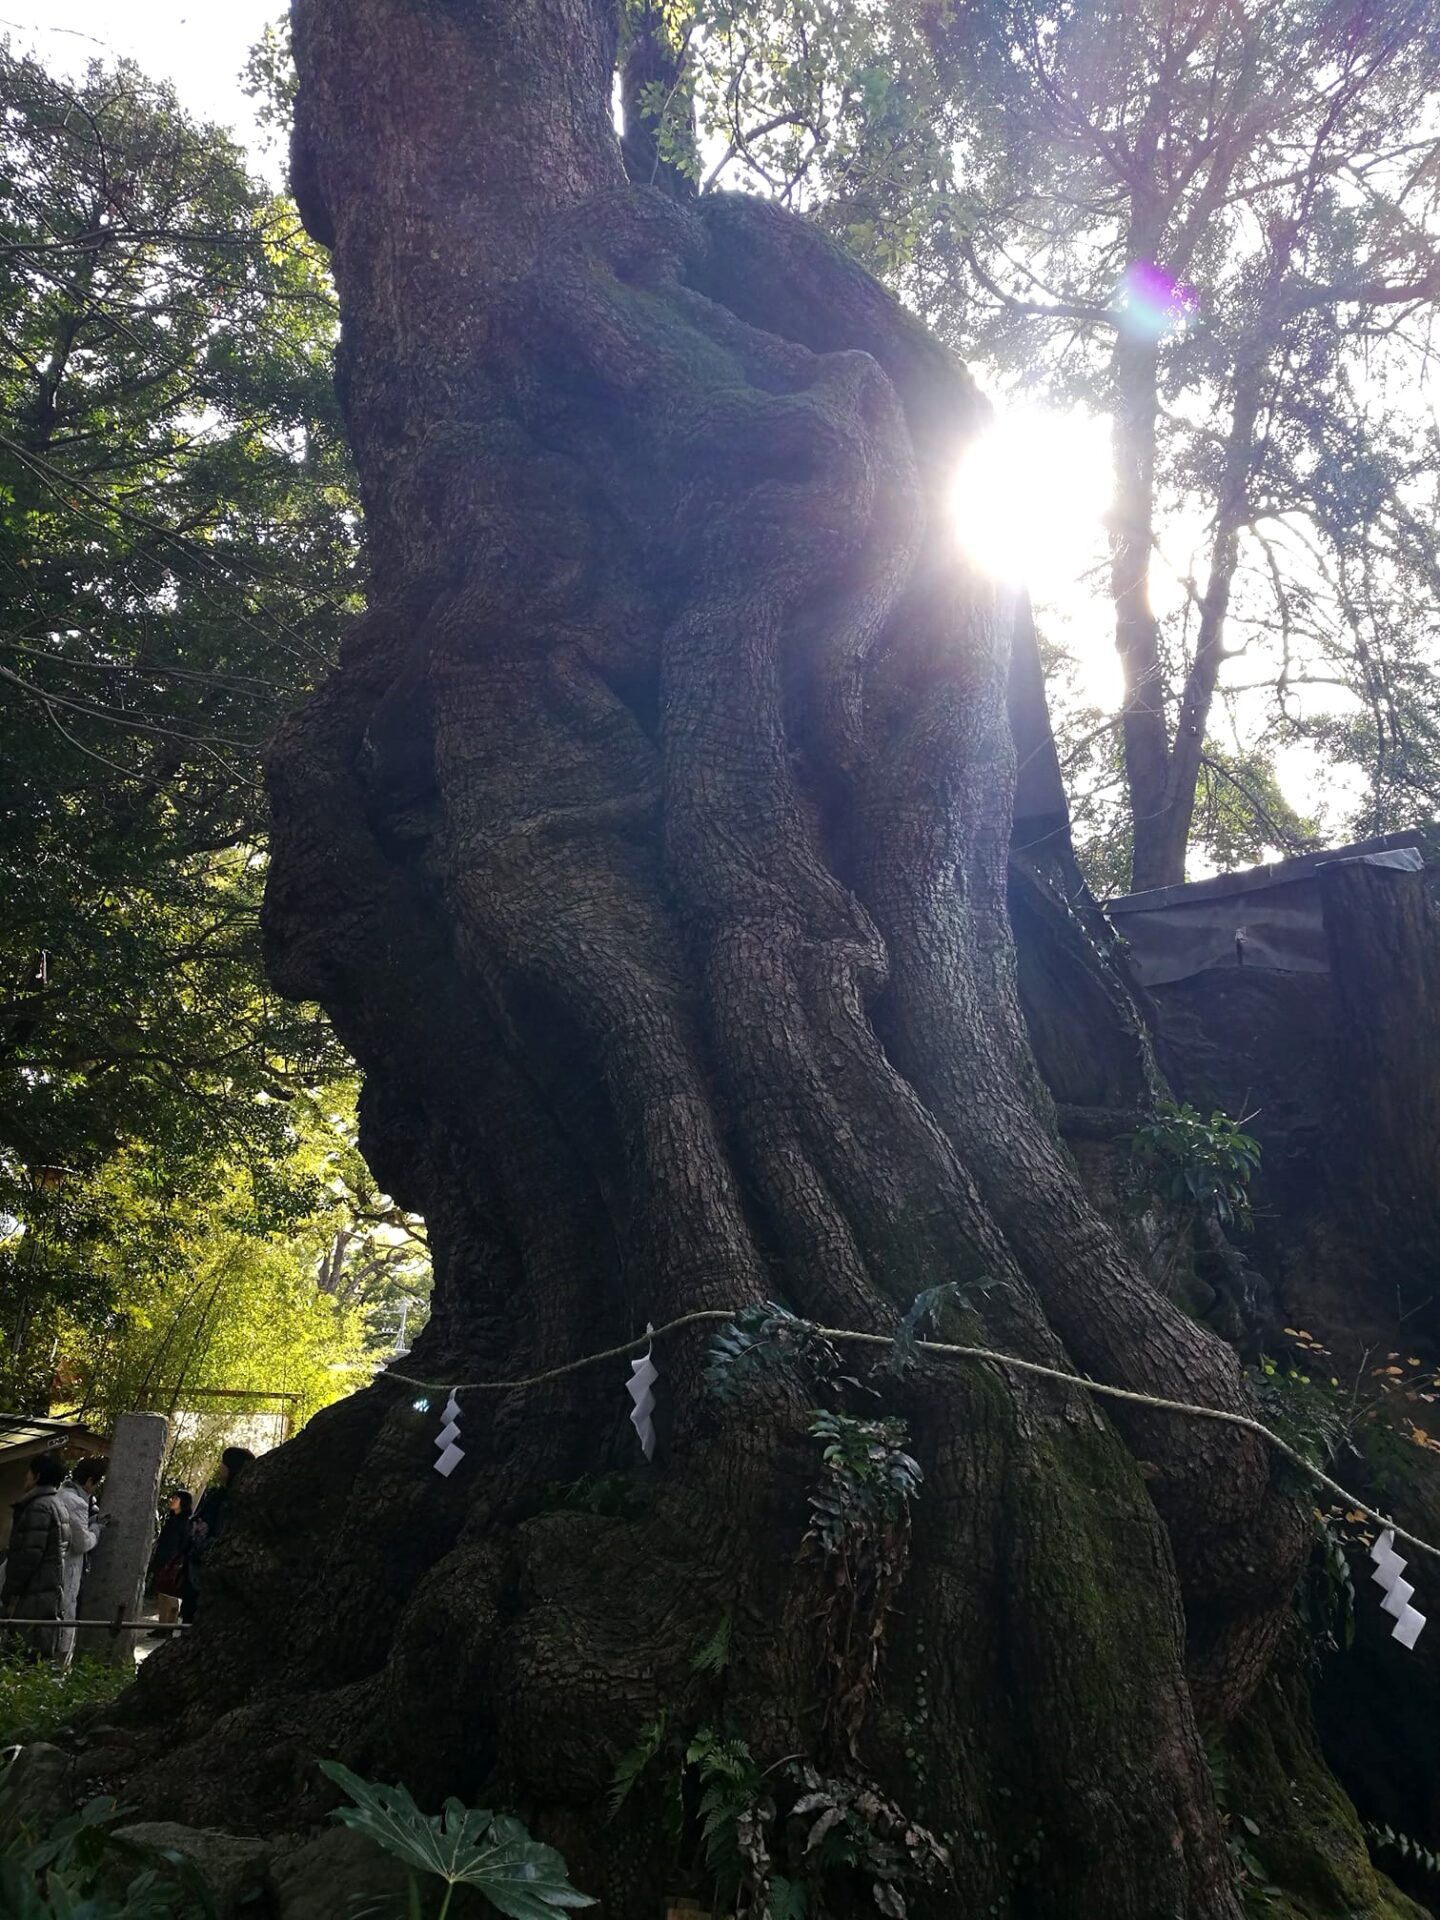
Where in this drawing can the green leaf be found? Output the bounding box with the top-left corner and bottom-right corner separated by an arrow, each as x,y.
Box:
609,1712 -> 668,1817
456,1835 -> 599,1917
884,1277 -> 1000,1374
321,1762 -> 490,1883
691,1615 -> 732,1676
319,1762 -> 596,1913
768,1875 -> 808,1920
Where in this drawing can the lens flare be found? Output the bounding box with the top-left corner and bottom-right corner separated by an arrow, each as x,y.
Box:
1117,260 -> 1197,341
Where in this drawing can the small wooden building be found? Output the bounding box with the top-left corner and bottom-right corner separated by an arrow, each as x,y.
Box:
0,1414 -> 109,1553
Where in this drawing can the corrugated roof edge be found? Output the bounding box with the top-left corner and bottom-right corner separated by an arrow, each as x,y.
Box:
1108,827 -> 1432,916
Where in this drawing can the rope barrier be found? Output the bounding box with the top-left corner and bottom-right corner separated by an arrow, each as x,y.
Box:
0,1618 -> 186,1632
377,1307 -> 1440,1567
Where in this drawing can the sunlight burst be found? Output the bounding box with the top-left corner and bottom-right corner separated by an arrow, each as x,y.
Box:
951,404 -> 1112,598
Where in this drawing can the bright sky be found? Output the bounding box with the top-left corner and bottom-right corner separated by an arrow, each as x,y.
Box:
2,1 -> 280,168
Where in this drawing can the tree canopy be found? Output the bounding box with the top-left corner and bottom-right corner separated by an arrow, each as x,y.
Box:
0,43 -> 424,1430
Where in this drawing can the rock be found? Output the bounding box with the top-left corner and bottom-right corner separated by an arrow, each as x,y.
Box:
0,1742 -> 79,1843
268,1823 -> 411,1920
110,1821 -> 273,1915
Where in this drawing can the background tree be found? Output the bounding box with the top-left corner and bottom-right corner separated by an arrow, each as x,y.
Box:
1055,671 -> 1322,895
33,1084 -> 426,1491
927,0 -> 1440,887
4,1078 -> 428,1486
0,44 -> 391,1408
303,1082 -> 432,1358
43,1156 -> 368,1495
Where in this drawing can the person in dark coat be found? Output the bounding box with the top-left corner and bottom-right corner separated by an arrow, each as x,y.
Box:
181,1447 -> 254,1625
2,1453 -> 71,1660
147,1489 -> 193,1635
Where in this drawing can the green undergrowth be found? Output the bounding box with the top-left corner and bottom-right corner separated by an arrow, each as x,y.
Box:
0,1785 -> 216,1919
0,1655 -> 129,1751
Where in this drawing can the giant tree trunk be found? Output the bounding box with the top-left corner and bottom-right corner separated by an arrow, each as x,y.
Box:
93,4 -> 1338,1913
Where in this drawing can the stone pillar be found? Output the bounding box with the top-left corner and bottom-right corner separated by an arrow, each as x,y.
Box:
76,1412 -> 166,1665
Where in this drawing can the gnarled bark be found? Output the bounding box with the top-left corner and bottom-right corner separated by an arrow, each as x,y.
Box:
90,6 -> 1323,1914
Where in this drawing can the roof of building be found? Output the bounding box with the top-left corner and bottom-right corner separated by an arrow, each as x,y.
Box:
0,1414 -> 109,1460
1107,829 -> 1431,987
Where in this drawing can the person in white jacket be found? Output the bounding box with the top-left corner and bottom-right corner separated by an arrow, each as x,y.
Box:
56,1455 -> 107,1665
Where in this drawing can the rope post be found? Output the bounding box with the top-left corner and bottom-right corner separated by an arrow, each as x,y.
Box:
76,1410 -> 167,1667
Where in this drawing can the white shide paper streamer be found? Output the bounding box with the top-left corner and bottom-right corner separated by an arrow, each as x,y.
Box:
1370,1528 -> 1426,1649
434,1388 -> 465,1478
627,1325 -> 657,1461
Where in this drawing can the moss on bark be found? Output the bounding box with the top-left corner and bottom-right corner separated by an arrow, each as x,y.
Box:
1223,1669 -> 1431,1919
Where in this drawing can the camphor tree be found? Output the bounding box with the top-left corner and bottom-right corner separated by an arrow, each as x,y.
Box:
93,4 -> 1423,1916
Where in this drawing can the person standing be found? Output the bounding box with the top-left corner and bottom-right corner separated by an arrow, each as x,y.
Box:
181,1447 -> 254,1625
1,1454 -> 71,1660
76,1456 -> 107,1559
56,1456 -> 107,1666
147,1489 -> 193,1636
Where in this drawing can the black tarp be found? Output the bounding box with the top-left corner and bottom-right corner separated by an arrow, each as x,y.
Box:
1108,833 -> 1428,986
